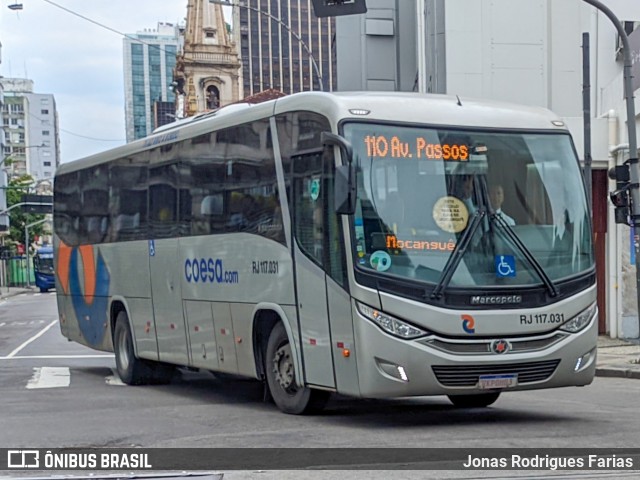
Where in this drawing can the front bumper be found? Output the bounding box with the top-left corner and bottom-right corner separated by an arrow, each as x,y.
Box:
353,307 -> 597,398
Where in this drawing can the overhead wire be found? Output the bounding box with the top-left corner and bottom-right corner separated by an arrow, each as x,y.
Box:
22,109 -> 125,142
38,0 -> 231,76
7,0 -> 236,146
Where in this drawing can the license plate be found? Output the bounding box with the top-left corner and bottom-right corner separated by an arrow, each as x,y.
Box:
478,374 -> 518,389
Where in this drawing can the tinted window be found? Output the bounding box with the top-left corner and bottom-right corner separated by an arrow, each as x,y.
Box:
53,172 -> 81,246
109,156 -> 148,242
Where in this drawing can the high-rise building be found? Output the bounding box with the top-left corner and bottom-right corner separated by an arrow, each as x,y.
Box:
0,78 -> 60,182
232,0 -> 337,96
123,22 -> 180,141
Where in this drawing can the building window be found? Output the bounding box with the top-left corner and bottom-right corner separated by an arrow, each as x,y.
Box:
206,85 -> 220,109
44,161 -> 52,166
42,130 -> 50,136
43,151 -> 52,157
41,109 -> 49,115
10,118 -> 18,125
44,172 -> 52,177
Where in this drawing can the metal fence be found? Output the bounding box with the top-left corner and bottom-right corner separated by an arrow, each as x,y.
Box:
0,256 -> 34,288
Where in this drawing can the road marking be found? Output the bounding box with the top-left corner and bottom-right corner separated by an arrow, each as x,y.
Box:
3,319 -> 58,359
0,322 -> 5,327
0,354 -> 114,360
26,367 -> 71,389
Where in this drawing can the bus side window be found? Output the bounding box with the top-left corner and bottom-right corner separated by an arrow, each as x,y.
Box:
149,163 -> 178,239
53,171 -> 81,246
109,158 -> 148,242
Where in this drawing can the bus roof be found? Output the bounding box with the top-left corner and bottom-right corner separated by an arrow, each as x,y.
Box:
57,91 -> 568,176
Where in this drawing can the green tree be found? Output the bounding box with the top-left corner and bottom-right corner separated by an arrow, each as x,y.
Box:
6,174 -> 46,252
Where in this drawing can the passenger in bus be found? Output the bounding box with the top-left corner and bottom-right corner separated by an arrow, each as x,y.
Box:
489,184 -> 516,226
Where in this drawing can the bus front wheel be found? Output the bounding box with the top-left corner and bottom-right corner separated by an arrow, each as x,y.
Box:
265,322 -> 329,415
447,392 -> 500,408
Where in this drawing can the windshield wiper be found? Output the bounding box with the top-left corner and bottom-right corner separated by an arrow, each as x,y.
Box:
492,213 -> 558,297
431,208 -> 486,299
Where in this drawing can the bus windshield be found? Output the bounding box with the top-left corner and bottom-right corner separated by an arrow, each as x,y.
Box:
343,122 -> 594,290
34,253 -> 54,274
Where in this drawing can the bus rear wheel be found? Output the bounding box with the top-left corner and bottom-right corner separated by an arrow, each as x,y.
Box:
447,392 -> 501,408
265,322 -> 329,415
113,311 -> 174,385
114,312 -> 147,385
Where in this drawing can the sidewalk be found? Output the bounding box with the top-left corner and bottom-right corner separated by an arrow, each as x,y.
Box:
596,335 -> 640,379
0,286 -> 35,300
0,285 -> 637,380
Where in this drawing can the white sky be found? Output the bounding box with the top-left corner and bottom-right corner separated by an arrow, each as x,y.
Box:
0,0 -> 207,163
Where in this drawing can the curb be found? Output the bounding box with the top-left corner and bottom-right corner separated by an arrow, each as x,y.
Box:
0,288 -> 33,300
595,367 -> 640,379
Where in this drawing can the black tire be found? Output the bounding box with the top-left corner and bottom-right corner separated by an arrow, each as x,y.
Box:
113,311 -> 176,385
40,288 -> 48,293
447,392 -> 501,408
265,322 -> 329,414
150,362 -> 176,384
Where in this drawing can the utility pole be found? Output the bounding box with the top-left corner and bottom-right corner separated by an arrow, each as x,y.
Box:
583,0 -> 640,333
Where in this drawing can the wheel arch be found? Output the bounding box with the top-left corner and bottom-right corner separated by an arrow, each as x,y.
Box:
252,303 -> 303,387
109,296 -> 135,355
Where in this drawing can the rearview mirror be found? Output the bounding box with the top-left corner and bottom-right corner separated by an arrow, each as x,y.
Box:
335,164 -> 356,215
321,132 -> 356,215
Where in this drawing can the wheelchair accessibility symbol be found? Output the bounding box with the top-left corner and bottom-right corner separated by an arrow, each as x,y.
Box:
495,255 -> 516,277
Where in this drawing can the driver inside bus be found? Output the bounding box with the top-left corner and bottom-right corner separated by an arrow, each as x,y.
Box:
489,184 -> 516,226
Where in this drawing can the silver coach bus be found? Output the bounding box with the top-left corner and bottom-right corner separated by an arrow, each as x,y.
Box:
54,92 -> 596,414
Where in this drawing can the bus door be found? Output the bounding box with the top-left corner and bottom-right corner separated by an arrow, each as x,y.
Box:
148,165 -> 188,365
291,149 -> 349,390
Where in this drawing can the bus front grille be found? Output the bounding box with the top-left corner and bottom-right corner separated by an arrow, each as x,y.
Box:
422,334 -> 566,355
431,359 -> 560,387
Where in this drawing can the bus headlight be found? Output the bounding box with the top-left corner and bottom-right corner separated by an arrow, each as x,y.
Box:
356,301 -> 428,339
560,303 -> 597,333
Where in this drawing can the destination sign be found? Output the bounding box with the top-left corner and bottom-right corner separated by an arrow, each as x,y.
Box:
363,134 -> 469,161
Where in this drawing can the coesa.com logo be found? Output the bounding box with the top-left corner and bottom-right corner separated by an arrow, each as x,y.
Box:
7,450 -> 40,468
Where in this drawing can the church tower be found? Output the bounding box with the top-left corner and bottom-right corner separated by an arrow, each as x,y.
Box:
174,0 -> 241,117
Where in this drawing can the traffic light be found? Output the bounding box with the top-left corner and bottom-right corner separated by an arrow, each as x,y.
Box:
311,0 -> 367,17
609,163 -> 631,225
20,194 -> 53,214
